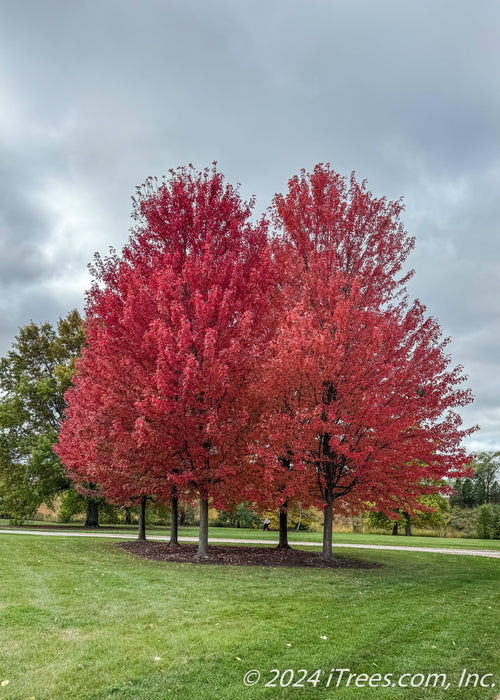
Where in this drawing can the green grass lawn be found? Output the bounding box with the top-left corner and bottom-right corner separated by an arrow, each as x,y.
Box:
0,535 -> 498,699
3,520 -> 500,551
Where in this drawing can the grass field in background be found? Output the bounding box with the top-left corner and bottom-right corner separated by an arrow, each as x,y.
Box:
2,520 -> 500,550
0,534 -> 498,699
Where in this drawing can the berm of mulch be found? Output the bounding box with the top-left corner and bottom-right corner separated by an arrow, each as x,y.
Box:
117,541 -> 382,569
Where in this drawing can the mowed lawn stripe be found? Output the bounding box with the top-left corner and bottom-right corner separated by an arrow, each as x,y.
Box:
0,536 -> 498,699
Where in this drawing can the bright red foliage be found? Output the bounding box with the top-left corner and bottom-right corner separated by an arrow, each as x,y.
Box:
259,164 -> 475,557
56,166 -> 274,552
56,163 -> 475,559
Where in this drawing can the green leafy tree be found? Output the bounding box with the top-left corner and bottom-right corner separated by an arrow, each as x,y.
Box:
477,503 -> 495,539
493,505 -> 500,539
214,502 -> 261,529
471,451 -> 500,504
450,452 -> 500,508
58,484 -> 120,524
365,493 -> 449,535
449,478 -> 463,507
447,506 -> 478,537
455,477 -> 476,508
0,311 -> 85,523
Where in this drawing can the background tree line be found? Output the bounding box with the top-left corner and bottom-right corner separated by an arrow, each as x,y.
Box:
449,452 -> 500,507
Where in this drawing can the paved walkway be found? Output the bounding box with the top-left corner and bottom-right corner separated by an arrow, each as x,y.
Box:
2,529 -> 499,558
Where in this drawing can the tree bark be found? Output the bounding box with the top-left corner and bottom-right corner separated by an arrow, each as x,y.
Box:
137,496 -> 147,541
295,504 -> 302,531
404,512 -> 412,536
196,496 -> 209,558
277,500 -> 291,549
320,496 -> 335,560
392,522 -> 398,536
169,494 -> 179,547
84,499 -> 99,528
179,507 -> 186,527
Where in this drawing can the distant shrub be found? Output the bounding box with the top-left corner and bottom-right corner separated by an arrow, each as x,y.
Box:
447,506 -> 477,537
212,503 -> 261,529
477,503 -> 494,539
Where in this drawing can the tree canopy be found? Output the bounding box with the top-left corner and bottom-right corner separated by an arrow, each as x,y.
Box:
55,165 -> 274,556
0,310 -> 84,522
255,165 -> 474,557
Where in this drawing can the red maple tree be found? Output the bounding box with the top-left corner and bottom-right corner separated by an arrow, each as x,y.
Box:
258,164 -> 475,558
56,165 -> 274,556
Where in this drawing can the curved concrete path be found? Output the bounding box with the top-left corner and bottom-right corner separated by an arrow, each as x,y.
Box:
2,529 -> 499,558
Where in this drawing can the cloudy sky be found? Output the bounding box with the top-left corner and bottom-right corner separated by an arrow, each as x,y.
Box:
1,0 -> 499,452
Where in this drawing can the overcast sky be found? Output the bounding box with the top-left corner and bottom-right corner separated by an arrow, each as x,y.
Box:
1,0 -> 499,452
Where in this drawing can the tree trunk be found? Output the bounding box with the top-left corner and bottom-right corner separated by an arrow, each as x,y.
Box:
320,496 -> 335,560
179,507 -> 186,527
392,522 -> 398,536
277,500 -> 291,549
196,497 -> 209,558
295,504 -> 302,531
137,496 -> 147,540
404,512 -> 412,536
125,506 -> 132,524
169,494 -> 179,547
84,499 -> 99,528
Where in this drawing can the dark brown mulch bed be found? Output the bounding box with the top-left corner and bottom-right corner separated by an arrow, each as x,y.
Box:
116,541 -> 382,569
